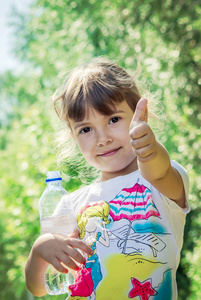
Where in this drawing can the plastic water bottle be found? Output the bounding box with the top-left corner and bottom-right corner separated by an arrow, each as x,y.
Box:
38,171 -> 76,295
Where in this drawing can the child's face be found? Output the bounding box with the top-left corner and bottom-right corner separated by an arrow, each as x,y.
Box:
69,100 -> 137,181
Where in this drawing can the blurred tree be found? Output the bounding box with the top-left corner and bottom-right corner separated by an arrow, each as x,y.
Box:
0,0 -> 200,299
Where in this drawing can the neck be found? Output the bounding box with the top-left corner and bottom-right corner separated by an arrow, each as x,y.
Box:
99,157 -> 138,182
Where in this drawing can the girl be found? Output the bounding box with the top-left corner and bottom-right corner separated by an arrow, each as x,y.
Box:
25,57 -> 189,300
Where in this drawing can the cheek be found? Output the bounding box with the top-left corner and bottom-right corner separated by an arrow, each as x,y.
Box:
75,136 -> 88,152
116,125 -> 131,143
77,141 -> 93,161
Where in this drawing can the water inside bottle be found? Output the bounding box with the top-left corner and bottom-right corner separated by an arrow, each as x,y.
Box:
45,265 -> 74,295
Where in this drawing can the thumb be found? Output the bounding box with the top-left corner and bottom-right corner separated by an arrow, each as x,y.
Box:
132,98 -> 148,124
69,227 -> 80,238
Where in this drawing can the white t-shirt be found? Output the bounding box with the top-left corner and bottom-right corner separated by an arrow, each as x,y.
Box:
61,161 -> 189,300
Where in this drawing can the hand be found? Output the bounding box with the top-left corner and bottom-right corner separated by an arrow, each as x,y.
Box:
33,229 -> 93,273
129,98 -> 157,163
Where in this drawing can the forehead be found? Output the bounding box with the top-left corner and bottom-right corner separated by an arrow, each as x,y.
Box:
66,68 -> 127,122
83,101 -> 126,119
69,100 -> 132,128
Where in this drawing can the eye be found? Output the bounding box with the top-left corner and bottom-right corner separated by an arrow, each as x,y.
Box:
79,127 -> 92,134
109,116 -> 121,124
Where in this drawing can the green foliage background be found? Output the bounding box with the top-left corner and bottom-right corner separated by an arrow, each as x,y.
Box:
0,0 -> 201,299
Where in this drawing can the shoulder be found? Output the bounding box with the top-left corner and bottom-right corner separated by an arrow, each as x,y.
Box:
70,183 -> 94,199
68,182 -> 97,216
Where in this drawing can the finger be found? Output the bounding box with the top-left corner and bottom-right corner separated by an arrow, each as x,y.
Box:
59,250 -> 82,270
132,144 -> 153,159
69,228 -> 79,238
68,238 -> 93,256
132,98 -> 148,124
64,245 -> 86,265
52,257 -> 69,273
130,122 -> 150,140
130,132 -> 150,150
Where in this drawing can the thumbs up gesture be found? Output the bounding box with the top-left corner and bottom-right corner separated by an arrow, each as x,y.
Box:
129,98 -> 157,163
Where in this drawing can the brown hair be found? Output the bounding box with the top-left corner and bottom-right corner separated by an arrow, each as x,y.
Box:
53,57 -> 142,124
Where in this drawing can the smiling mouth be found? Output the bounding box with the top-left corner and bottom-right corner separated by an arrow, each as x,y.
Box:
97,147 -> 121,157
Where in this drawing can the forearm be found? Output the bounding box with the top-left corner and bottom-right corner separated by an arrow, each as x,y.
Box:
138,141 -> 185,205
138,142 -> 171,182
25,248 -> 48,297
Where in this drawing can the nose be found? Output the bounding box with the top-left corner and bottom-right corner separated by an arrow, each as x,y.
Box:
96,128 -> 113,147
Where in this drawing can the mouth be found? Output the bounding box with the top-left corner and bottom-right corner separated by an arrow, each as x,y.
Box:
97,147 -> 121,157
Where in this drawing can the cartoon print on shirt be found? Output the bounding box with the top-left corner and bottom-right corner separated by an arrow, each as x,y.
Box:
112,224 -> 166,257
68,180 -> 173,299
109,179 -> 167,257
69,201 -> 111,300
129,277 -> 157,299
107,180 -> 173,299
